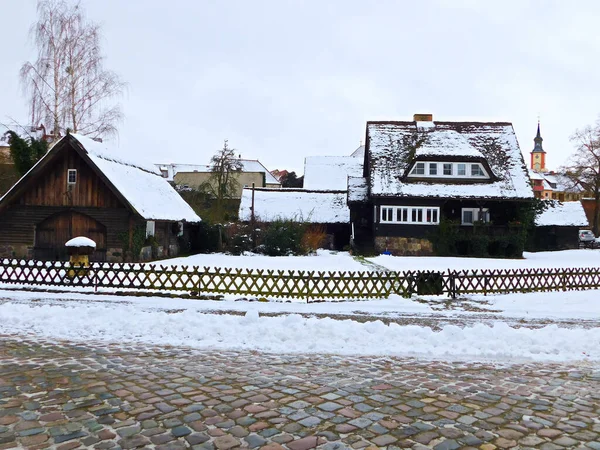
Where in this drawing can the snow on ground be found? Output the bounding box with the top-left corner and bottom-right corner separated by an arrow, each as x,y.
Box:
151,249 -> 600,272
369,249 -> 600,272
1,288 -> 600,363
2,249 -> 600,363
149,249 -> 370,271
0,298 -> 596,363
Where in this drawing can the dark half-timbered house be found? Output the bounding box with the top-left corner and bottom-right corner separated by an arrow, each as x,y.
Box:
348,115 -> 534,256
0,133 -> 200,261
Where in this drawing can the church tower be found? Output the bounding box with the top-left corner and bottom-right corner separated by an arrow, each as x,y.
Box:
530,122 -> 546,172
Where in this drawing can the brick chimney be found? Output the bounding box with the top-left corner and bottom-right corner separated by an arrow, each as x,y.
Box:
413,113 -> 433,122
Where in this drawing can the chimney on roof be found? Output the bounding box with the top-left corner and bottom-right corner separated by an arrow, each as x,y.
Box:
413,113 -> 433,122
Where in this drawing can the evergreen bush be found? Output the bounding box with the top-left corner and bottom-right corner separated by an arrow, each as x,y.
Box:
261,219 -> 306,256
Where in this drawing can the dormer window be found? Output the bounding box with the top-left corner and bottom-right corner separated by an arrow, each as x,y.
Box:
67,169 -> 77,185
411,162 -> 425,175
471,164 -> 484,176
407,161 -> 489,179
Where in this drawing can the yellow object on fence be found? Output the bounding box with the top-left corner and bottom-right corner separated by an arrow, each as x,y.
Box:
67,254 -> 90,278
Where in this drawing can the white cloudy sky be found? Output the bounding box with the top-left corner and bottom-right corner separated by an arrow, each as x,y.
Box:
1,0 -> 600,173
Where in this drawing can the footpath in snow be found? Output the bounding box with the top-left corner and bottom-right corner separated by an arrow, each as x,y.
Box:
1,287 -> 600,364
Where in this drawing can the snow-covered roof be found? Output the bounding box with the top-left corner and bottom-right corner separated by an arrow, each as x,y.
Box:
529,170 -> 544,181
414,129 -> 483,158
303,156 -> 363,190
348,177 -> 368,203
364,121 -> 533,200
238,188 -> 349,223
350,145 -> 365,158
536,201 -> 589,227
69,135 -> 200,222
156,160 -> 280,184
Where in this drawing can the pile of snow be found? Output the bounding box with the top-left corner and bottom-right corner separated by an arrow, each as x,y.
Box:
535,201 -> 589,227
65,237 -> 96,248
0,300 -> 598,362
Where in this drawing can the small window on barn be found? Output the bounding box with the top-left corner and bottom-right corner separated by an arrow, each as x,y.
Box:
429,163 -> 437,176
146,220 -> 155,238
457,164 -> 466,176
443,163 -> 453,175
67,169 -> 77,184
410,162 -> 425,175
161,169 -> 168,178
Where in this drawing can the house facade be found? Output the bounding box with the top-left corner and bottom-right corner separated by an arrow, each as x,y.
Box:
156,160 -> 281,198
0,134 -> 200,262
348,115 -> 534,256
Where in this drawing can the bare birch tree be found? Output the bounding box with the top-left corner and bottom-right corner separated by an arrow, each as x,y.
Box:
20,0 -> 125,139
562,123 -> 600,235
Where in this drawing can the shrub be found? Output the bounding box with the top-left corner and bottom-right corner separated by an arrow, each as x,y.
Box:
223,222 -> 254,255
430,219 -> 459,256
301,224 -> 327,254
261,219 -> 306,256
192,221 -> 221,253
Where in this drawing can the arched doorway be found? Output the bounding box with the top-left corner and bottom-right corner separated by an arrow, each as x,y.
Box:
34,211 -> 107,261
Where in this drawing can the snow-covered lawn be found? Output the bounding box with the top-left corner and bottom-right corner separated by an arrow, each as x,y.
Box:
369,249 -> 600,272
150,248 -> 600,272
148,249 -> 370,271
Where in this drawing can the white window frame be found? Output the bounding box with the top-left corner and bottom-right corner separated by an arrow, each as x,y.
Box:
410,162 -> 425,175
457,163 -> 467,176
407,161 -> 489,179
461,208 -> 490,226
67,169 -> 77,185
380,206 -> 440,225
471,164 -> 484,177
146,220 -> 156,238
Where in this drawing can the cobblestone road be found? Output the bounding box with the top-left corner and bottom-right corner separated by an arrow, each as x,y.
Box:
1,335 -> 600,450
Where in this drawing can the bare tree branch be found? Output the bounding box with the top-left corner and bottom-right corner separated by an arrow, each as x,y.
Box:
19,0 -> 125,141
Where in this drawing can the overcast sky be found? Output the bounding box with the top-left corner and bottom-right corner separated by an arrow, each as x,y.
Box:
2,0 -> 600,173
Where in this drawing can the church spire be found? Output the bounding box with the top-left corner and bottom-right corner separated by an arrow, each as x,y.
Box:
530,121 -> 547,172
533,121 -> 545,153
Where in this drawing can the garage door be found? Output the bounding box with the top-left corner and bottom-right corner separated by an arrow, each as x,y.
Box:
34,211 -> 107,261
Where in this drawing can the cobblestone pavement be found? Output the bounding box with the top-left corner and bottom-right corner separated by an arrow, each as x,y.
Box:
1,336 -> 600,450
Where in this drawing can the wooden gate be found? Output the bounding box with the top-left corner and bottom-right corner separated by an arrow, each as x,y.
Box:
34,211 -> 107,261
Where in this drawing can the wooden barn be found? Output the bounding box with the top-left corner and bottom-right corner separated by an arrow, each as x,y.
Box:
530,201 -> 589,251
0,133 -> 200,262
